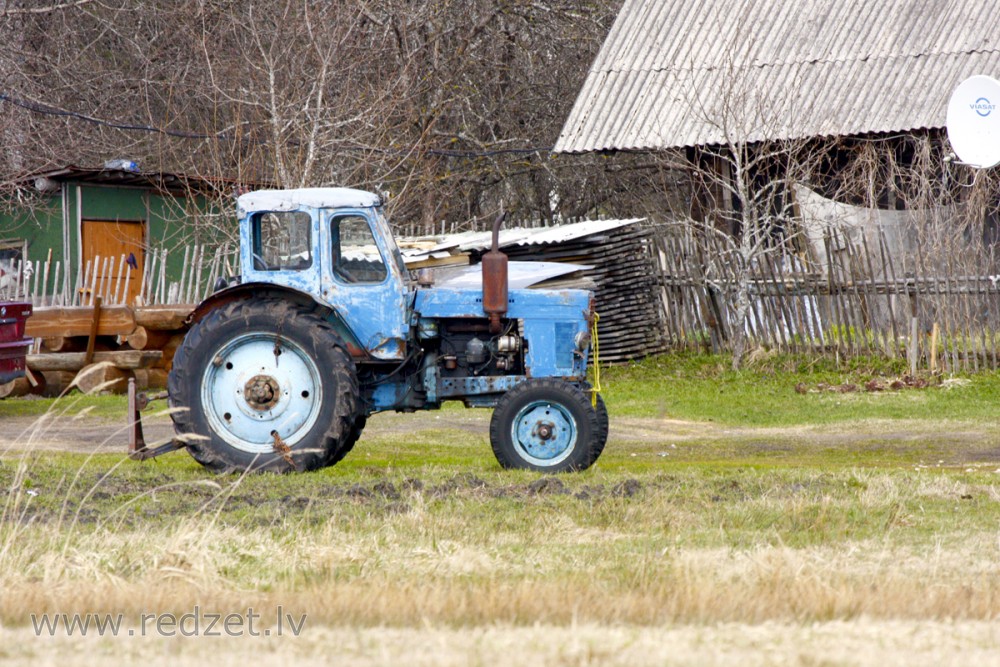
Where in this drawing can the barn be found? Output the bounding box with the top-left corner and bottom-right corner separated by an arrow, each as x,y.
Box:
555,0 -> 999,236
556,0 -> 997,154
553,0 -> 1000,368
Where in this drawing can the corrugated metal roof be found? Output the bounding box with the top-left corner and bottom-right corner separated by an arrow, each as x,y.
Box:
400,218 -> 644,260
25,165 -> 267,193
555,0 -> 1000,152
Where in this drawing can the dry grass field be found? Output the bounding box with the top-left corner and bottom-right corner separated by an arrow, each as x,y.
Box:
2,354 -> 1000,665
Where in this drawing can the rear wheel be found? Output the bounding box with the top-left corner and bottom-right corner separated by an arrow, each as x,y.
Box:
168,298 -> 359,473
327,415 -> 366,466
489,379 -> 601,473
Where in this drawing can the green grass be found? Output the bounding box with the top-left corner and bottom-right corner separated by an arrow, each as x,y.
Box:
600,351 -> 1000,425
6,350 -> 999,428
2,420 -> 996,549
0,392 -> 126,420
2,355 -> 1000,629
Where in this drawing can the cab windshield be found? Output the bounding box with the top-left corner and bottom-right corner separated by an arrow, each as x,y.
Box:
372,208 -> 409,279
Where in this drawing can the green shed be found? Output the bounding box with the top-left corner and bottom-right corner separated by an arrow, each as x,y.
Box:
0,165 -> 243,306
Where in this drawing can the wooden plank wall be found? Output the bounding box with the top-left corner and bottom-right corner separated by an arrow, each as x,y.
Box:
649,223 -> 1000,371
504,223 -> 671,363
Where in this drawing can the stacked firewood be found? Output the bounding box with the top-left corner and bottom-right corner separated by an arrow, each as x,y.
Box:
502,224 -> 670,362
0,305 -> 191,398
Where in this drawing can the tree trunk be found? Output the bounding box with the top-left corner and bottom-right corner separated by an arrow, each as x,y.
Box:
730,276 -> 752,370
124,326 -> 173,351
133,368 -> 169,390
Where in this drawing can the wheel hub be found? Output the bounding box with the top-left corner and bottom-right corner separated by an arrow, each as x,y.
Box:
244,375 -> 280,410
512,401 -> 578,463
535,421 -> 555,440
200,333 -> 323,453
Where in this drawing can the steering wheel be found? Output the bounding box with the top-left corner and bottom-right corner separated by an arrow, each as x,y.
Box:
334,265 -> 358,283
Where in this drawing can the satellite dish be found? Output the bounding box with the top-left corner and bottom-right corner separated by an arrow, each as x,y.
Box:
946,75 -> 1000,169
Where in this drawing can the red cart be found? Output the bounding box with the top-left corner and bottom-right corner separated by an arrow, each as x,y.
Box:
0,301 -> 32,385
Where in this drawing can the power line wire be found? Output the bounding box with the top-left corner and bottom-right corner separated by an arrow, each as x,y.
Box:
0,91 -> 554,158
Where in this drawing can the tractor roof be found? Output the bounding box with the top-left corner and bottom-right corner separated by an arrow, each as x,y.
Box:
237,187 -> 380,215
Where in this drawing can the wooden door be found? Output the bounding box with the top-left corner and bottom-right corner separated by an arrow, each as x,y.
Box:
81,220 -> 145,305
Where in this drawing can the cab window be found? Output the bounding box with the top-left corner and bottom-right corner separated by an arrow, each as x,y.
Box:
251,211 -> 312,271
331,215 -> 387,283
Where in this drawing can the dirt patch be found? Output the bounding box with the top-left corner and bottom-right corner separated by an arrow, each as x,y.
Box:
527,477 -> 567,495
3,415 -> 177,453
795,375 -> 935,394
4,408 -> 1000,467
611,478 -> 642,497
0,467 -> 673,529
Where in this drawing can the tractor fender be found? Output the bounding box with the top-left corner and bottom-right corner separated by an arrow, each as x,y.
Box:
185,282 -> 369,359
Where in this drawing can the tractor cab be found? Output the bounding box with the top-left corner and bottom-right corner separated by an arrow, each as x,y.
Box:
238,188 -> 411,360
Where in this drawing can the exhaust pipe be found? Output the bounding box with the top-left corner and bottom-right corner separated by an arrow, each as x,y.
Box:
481,212 -> 508,334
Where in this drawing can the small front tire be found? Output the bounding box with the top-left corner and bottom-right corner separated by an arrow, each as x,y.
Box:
579,382 -> 609,456
489,379 -> 601,473
594,391 -> 609,456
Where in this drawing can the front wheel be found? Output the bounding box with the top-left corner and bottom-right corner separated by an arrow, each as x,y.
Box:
594,392 -> 609,456
489,379 -> 601,473
579,382 -> 609,456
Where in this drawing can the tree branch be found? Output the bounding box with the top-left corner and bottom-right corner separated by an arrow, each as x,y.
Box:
1,0 -> 94,15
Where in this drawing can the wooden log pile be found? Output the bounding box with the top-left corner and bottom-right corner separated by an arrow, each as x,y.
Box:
0,304 -> 192,398
401,218 -> 672,363
502,224 -> 671,362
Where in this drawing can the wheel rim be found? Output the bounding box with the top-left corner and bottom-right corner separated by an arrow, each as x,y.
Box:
200,333 -> 323,454
510,400 -> 578,466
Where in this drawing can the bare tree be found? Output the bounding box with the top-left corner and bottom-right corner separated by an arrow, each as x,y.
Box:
0,0 -> 639,234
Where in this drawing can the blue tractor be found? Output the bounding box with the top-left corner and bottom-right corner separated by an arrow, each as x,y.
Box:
133,188 -> 607,473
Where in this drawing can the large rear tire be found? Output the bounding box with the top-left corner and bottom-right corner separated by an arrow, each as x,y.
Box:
328,415 -> 366,467
168,298 -> 359,473
489,379 -> 601,473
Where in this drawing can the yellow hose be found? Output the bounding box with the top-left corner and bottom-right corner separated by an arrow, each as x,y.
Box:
590,312 -> 601,407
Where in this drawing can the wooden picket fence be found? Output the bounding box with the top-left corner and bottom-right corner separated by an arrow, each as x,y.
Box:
650,223 -> 1000,372
0,243 -> 239,307
6,224 -> 1000,372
